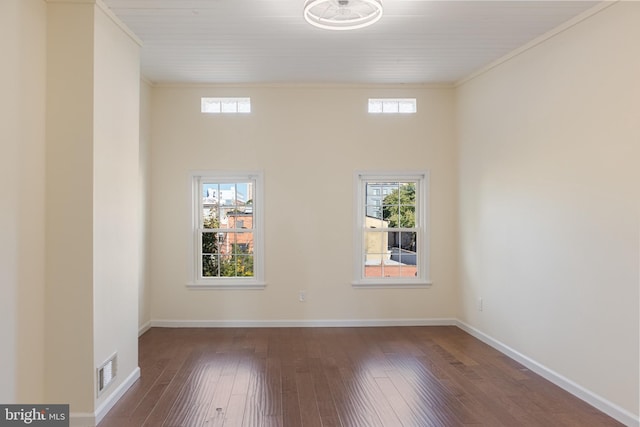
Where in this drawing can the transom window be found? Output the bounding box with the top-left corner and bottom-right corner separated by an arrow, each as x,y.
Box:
201,97 -> 251,114
190,171 -> 264,289
368,98 -> 417,114
353,171 -> 430,287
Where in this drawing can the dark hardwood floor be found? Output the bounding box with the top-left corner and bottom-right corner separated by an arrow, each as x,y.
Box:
98,326 -> 623,427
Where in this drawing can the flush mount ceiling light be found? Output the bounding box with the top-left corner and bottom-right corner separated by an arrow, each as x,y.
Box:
304,0 -> 383,31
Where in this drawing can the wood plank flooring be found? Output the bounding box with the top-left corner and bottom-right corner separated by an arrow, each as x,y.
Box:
98,326 -> 623,427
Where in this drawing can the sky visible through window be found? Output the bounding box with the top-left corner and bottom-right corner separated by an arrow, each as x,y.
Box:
202,183 -> 250,202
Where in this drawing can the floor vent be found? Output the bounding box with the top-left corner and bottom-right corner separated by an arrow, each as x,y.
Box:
97,353 -> 117,396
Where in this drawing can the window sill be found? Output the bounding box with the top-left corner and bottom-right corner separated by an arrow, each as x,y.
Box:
351,280 -> 432,289
187,281 -> 266,290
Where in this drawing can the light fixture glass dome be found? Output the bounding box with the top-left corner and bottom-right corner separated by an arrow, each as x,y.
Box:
304,0 -> 383,31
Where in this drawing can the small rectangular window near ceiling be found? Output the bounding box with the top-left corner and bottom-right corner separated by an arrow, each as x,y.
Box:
368,98 -> 417,114
201,97 -> 251,114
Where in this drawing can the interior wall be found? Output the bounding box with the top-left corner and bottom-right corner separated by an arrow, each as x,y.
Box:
45,1 -> 96,412
456,2 -> 639,418
149,85 -> 458,323
92,3 -> 141,409
138,80 -> 152,331
0,0 -> 47,403
45,1 -> 142,416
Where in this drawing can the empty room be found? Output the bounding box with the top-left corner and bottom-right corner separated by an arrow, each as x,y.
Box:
1,0 -> 638,426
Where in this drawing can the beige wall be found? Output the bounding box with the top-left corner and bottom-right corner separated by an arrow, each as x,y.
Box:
139,80 -> 152,330
93,4 -> 141,410
456,2 -> 639,418
46,1 -> 97,411
2,0 -> 141,416
0,0 -> 47,404
149,86 -> 459,322
46,0 -> 141,416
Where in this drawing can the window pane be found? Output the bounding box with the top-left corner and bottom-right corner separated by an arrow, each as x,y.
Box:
220,255 -> 235,277
364,216 -> 385,229
399,182 -> 415,199
216,232 -> 232,255
382,100 -> 399,113
221,100 -> 237,113
382,204 -> 399,227
219,183 -> 236,206
399,206 -> 415,228
364,230 -> 385,251
236,255 -> 254,276
368,100 -> 382,113
398,264 -> 418,277
381,182 -> 416,228
202,232 -> 217,254
202,207 -> 217,228
366,183 -> 382,196
228,212 -> 253,230
364,262 -> 383,278
202,183 -> 219,228
231,232 -> 253,254
237,182 -> 251,204
366,205 -> 381,219
201,98 -> 221,113
244,213 -> 254,229
202,255 -> 219,277
398,99 -> 417,113
399,232 -> 417,252
237,99 -> 251,113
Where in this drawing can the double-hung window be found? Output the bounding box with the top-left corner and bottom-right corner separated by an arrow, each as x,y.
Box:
189,171 -> 264,289
353,171 -> 430,287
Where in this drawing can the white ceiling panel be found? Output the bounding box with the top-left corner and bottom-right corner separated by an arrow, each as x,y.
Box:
101,0 -> 603,84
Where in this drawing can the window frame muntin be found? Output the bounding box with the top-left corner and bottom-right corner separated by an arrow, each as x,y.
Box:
353,171 -> 431,288
189,171 -> 265,289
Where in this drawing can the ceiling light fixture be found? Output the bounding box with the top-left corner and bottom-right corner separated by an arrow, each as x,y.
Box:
303,0 -> 383,31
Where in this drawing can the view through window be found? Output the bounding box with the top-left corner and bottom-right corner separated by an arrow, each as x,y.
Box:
201,181 -> 254,278
355,172 -> 429,286
191,172 -> 264,288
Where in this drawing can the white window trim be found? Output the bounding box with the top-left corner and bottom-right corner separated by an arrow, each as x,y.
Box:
352,171 -> 431,288
188,171 -> 265,289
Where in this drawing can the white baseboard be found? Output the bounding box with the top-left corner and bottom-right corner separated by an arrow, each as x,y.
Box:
455,320 -> 639,427
69,367 -> 141,427
138,320 -> 152,336
95,367 -> 141,425
150,318 -> 457,328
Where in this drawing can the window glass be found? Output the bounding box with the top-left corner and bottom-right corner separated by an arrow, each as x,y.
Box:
368,98 -> 417,114
191,172 -> 263,288
355,172 -> 429,287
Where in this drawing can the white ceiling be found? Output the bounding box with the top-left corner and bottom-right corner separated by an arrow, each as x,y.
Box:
101,0 -> 601,85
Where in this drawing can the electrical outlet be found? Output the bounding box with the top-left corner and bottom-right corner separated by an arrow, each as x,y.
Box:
299,290 -> 306,302
477,297 -> 483,312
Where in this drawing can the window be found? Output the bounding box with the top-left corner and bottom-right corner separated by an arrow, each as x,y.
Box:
368,98 -> 417,114
353,171 -> 430,287
201,97 -> 251,114
189,171 -> 264,289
